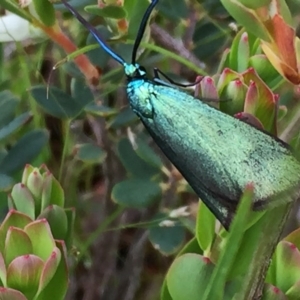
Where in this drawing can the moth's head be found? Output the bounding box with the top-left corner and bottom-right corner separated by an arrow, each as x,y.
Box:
124,63 -> 147,78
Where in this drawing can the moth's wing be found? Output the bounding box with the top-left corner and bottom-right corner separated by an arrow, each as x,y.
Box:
141,118 -> 234,229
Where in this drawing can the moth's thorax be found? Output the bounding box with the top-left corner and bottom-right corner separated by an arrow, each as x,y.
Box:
127,78 -> 156,118
124,63 -> 146,77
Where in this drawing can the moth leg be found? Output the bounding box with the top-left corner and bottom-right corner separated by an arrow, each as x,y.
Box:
153,68 -> 203,87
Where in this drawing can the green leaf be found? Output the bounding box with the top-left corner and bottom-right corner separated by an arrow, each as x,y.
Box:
220,0 -> 272,42
0,129 -> 49,175
0,211 -> 33,256
0,211 -> 33,233
249,55 -> 280,87
10,184 -> 36,220
161,279 -> 173,300
41,173 -> 65,211
228,29 -> 245,72
242,69 -> 277,133
262,283 -> 286,300
284,228 -> 300,251
31,86 -> 83,119
135,138 -> 164,169
34,241 -> 68,300
112,179 -> 161,208
148,213 -> 185,255
193,21 -> 227,61
86,25 -> 111,68
70,78 -> 94,108
0,173 -> 15,192
74,143 -> 107,163
124,0 -> 150,39
167,253 -> 215,300
107,107 -> 138,128
24,220 -> 55,261
36,247 -> 61,297
286,281 -> 300,299
33,0 -> 55,26
202,185 -> 254,299
7,254 -> 44,300
4,227 -> 32,266
64,207 -> 76,250
238,0 -> 271,9
267,241 -> 300,293
158,0 -> 189,20
0,90 -> 19,127
0,112 -> 32,142
196,202 -> 216,253
38,205 -> 68,241
117,138 -> 159,178
85,103 -> 118,117
85,5 -> 127,19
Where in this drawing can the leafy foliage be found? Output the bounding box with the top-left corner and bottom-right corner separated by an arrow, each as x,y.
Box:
0,0 -> 300,299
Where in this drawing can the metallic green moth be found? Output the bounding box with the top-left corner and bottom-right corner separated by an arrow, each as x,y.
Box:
62,0 -> 300,229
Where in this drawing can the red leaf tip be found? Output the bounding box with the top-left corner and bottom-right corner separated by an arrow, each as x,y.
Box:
235,79 -> 242,86
202,257 -> 211,264
242,33 -> 248,42
272,286 -> 281,294
205,77 -> 213,84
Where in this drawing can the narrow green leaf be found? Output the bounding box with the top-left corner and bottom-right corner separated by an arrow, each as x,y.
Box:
0,0 -> 31,21
0,112 -> 32,142
0,90 -> 19,127
202,185 -> 254,300
196,202 -> 216,253
33,0 -> 55,26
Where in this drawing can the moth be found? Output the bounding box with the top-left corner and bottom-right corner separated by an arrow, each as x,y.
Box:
62,0 -> 300,229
